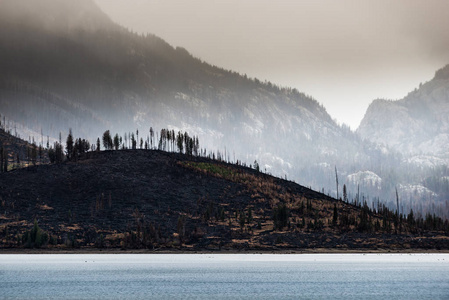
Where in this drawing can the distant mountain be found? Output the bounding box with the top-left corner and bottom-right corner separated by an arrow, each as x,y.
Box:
0,0 -> 365,183
358,65 -> 449,158
1,0 -> 448,217
0,0 -> 113,32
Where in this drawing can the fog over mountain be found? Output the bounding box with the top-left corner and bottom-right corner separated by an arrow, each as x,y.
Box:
359,65 -> 449,158
0,0 -> 448,218
95,0 -> 449,129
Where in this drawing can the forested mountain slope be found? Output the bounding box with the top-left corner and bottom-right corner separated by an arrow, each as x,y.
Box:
0,0 -> 363,177
1,0 -> 448,217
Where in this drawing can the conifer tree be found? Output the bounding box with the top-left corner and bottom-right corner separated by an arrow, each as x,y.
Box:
54,142 -> 63,163
48,147 -> 55,164
0,147 -> 3,173
31,144 -> 37,165
66,129 -> 74,161
343,184 -> 348,202
38,145 -> 43,163
335,166 -> 339,200
177,131 -> 183,153
254,160 -> 260,172
273,203 -> 289,230
333,203 -> 338,225
113,134 -> 120,150
131,133 -> 136,150
395,187 -> 400,215
149,127 -> 154,149
102,130 -> 113,150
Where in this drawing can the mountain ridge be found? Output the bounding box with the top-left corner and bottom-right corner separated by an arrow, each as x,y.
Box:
0,0 -> 114,32
0,0 -> 348,180
358,64 -> 449,157
1,0 -> 449,218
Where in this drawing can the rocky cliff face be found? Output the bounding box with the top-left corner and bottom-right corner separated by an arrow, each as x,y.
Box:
358,65 -> 449,158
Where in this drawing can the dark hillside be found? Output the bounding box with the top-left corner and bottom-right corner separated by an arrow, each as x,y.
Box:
0,150 -> 447,251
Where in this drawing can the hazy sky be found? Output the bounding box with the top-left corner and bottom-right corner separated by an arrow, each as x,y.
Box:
94,0 -> 449,129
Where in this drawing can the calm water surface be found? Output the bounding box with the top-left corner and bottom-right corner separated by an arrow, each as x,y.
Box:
1,254 -> 448,299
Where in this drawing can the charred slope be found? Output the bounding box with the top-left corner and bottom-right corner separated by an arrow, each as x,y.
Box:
0,150 -> 447,251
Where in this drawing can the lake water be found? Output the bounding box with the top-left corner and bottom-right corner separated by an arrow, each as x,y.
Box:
1,254 -> 448,299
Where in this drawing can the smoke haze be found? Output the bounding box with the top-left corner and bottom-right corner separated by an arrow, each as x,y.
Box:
94,0 -> 449,128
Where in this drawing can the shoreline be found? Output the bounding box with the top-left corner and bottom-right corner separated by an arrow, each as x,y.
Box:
1,248 -> 449,254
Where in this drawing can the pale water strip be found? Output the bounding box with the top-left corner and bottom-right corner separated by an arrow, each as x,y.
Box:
1,254 -> 448,299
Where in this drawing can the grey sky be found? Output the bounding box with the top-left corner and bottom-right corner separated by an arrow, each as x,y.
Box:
94,0 -> 449,129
